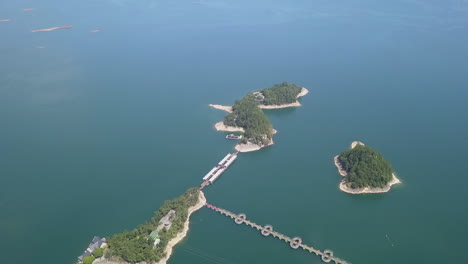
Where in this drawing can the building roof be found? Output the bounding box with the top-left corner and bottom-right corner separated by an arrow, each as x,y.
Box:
88,243 -> 99,252
87,236 -> 107,253
159,210 -> 176,229
149,230 -> 159,240
78,236 -> 107,262
91,236 -> 107,245
78,251 -> 92,261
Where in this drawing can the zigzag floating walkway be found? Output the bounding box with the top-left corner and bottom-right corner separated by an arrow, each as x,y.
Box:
205,203 -> 351,264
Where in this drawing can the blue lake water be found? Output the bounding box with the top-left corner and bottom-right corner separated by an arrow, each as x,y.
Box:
1,1 -> 468,263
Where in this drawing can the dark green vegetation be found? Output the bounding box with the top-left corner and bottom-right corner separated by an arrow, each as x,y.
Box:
106,188 -> 200,263
82,256 -> 95,264
338,145 -> 394,189
93,248 -> 104,258
223,82 -> 302,145
260,82 -> 303,105
224,94 -> 273,145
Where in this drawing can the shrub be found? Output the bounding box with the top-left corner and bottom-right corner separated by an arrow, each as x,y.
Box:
83,255 -> 95,264
93,248 -> 104,258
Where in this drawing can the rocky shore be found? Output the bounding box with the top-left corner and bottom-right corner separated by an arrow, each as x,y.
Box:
334,141 -> 401,194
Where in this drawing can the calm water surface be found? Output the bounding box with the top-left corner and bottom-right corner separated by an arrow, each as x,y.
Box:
1,1 -> 468,264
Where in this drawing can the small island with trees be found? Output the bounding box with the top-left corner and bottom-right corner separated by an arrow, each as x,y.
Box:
87,188 -> 206,264
334,141 -> 401,194
209,82 -> 308,152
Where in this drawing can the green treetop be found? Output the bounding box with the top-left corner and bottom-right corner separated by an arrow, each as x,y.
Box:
224,94 -> 273,145
338,145 -> 394,189
83,256 -> 95,264
260,82 -> 303,105
106,188 -> 201,263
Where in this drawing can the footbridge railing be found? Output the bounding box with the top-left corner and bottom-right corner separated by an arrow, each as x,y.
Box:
205,203 -> 351,264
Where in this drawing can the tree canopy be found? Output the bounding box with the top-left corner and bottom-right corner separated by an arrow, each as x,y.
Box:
339,145 -> 394,189
224,94 -> 273,145
106,188 -> 200,263
223,82 -> 303,145
260,82 -> 303,105
83,256 -> 95,264
92,248 -> 104,258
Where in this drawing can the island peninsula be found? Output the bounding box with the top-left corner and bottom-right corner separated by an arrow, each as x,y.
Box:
90,188 -> 206,264
334,141 -> 401,194
210,82 -> 308,152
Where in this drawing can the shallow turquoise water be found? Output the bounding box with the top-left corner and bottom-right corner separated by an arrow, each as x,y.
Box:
1,1 -> 468,263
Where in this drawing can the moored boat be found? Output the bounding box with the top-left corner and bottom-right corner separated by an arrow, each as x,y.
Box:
226,134 -> 242,140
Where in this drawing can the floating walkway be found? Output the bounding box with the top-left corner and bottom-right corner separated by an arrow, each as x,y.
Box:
200,152 -> 238,189
205,203 -> 351,264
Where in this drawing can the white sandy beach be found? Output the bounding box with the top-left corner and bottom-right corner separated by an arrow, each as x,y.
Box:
208,104 -> 232,113
214,121 -> 245,132
296,87 -> 309,98
235,138 -> 274,152
258,102 -> 301,109
350,141 -> 365,149
334,141 -> 401,194
234,128 -> 276,152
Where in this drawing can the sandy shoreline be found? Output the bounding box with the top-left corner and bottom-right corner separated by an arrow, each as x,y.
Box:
334,141 -> 401,194
96,191 -> 206,264
214,121 -> 245,132
339,173 -> 401,194
208,104 -> 232,113
234,128 -> 277,152
209,88 -> 309,111
258,102 -> 301,109
210,87 -> 307,152
235,139 -> 274,152
350,140 -> 365,149
257,87 -> 309,110
156,191 -> 206,264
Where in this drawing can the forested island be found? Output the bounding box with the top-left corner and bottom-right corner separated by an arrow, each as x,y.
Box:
334,141 -> 401,194
93,188 -> 205,264
210,82 -> 308,152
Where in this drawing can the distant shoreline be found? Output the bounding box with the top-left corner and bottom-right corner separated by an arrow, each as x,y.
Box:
334,141 -> 402,194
